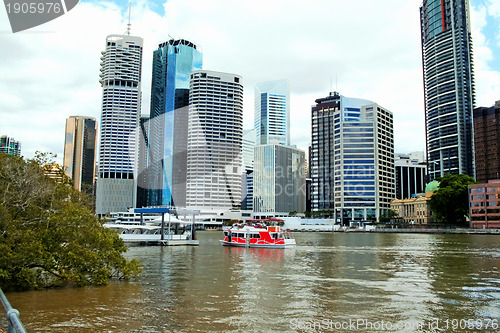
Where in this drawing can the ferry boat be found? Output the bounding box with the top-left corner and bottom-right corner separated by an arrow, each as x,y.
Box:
220,219 -> 296,248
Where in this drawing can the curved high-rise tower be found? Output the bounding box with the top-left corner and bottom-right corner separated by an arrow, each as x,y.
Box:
420,0 -> 475,180
96,34 -> 143,216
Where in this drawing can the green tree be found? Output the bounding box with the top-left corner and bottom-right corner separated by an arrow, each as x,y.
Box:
429,174 -> 476,226
0,152 -> 141,291
379,209 -> 399,223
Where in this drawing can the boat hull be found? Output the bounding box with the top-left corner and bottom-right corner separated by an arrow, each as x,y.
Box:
219,240 -> 296,249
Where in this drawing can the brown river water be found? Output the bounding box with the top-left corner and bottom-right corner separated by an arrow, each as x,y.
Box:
4,232 -> 500,332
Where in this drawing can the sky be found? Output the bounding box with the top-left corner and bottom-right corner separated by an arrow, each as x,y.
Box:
0,0 -> 499,163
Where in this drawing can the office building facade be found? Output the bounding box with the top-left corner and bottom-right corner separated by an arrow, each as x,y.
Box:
242,129 -> 256,210
0,135 -> 21,156
63,116 -> 97,192
136,114 -> 150,208
420,0 -> 475,180
311,92 -> 394,224
253,144 -> 306,215
96,34 -> 143,216
254,79 -> 290,145
473,101 -> 500,183
147,39 -> 202,207
186,70 -> 243,209
395,153 -> 427,199
469,180 -> 500,229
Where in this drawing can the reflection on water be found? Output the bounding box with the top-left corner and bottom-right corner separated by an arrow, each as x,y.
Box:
5,232 -> 500,332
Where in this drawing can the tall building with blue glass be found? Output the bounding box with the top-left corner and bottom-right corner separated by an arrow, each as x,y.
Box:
254,79 -> 290,145
311,92 -> 394,224
0,135 -> 21,156
420,0 -> 475,180
146,39 -> 202,208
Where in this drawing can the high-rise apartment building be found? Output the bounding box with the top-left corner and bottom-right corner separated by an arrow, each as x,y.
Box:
420,0 -> 475,180
147,39 -> 202,208
0,135 -> 21,156
254,79 -> 290,145
96,34 -> 143,216
311,92 -> 394,224
63,116 -> 97,192
253,144 -> 306,216
473,101 -> 500,183
186,70 -> 243,209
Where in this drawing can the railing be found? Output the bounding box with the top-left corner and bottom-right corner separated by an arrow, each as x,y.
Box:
0,288 -> 26,333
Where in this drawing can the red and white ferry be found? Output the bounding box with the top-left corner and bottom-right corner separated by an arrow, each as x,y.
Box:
220,219 -> 296,248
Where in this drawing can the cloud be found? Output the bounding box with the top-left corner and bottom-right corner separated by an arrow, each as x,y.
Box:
0,0 -> 498,161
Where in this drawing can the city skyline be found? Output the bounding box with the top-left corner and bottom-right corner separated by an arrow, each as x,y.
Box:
0,0 -> 499,161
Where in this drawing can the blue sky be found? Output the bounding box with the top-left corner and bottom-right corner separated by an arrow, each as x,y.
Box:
473,0 -> 500,72
0,0 -> 499,160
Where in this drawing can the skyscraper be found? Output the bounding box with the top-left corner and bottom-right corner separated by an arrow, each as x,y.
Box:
146,39 -> 202,207
0,135 -> 21,156
96,34 -> 143,216
254,79 -> 290,145
186,70 -> 243,209
395,153 -> 427,199
63,116 -> 97,193
473,101 -> 500,183
311,92 -> 394,224
136,114 -> 150,208
241,129 -> 256,211
420,0 -> 475,180
253,144 -> 306,216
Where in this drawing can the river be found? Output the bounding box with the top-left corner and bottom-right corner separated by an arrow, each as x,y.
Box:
5,232 -> 500,332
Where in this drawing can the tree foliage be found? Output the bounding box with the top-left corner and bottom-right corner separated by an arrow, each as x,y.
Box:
0,152 -> 141,291
429,174 -> 476,226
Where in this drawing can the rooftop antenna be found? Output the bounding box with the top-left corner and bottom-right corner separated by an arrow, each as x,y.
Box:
126,0 -> 131,35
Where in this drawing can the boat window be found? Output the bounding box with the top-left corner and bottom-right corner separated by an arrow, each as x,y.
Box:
251,233 -> 260,238
224,231 -> 228,236
271,233 -> 276,239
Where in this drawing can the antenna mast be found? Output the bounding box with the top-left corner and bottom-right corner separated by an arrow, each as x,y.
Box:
126,0 -> 131,35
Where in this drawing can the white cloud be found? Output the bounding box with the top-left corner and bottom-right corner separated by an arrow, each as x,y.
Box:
470,1 -> 500,108
0,0 -> 498,161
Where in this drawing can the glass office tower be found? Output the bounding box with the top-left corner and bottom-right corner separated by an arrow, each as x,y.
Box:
0,135 -> 21,156
311,92 -> 394,224
254,79 -> 290,145
147,39 -> 202,207
63,116 -> 97,193
420,0 -> 475,180
253,144 -> 306,215
241,129 -> 256,211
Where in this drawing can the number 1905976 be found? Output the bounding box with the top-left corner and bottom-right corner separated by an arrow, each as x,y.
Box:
5,2 -> 63,14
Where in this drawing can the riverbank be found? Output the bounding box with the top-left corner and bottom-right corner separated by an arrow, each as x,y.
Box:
285,227 -> 500,234
344,228 -> 500,234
